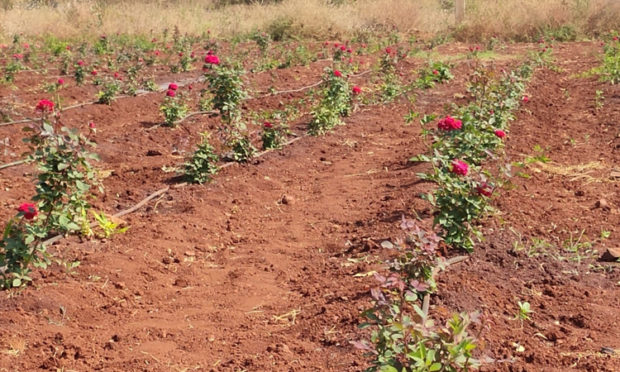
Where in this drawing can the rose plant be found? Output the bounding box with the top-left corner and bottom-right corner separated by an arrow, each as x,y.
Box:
600,32 -> 619,84
204,56 -> 247,126
0,100 -> 102,288
184,132 -> 220,184
96,77 -> 121,104
228,130 -> 257,163
355,218 -> 479,371
261,121 -> 289,150
3,53 -> 23,83
0,203 -> 50,288
308,67 -> 352,135
251,32 -> 271,55
24,101 -> 102,235
75,60 -> 86,85
171,49 -> 196,73
416,62 -> 534,251
415,61 -> 453,89
160,84 -> 189,127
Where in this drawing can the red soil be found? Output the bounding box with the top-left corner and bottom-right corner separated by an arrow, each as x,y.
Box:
0,42 -> 618,371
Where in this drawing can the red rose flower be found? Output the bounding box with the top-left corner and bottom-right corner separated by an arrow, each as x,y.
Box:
437,116 -> 462,131
166,90 -> 176,97
522,95 -> 529,103
476,183 -> 493,197
264,121 -> 273,128
385,47 -> 392,54
494,129 -> 506,138
91,69 -> 97,76
17,203 -> 38,220
57,78 -> 64,85
352,86 -> 361,95
333,69 -> 342,77
451,159 -> 468,176
89,122 -> 96,129
168,83 -> 178,90
36,99 -> 54,112
340,45 -> 346,51
77,60 -> 85,66
432,69 -> 439,75
204,55 -> 220,65
154,50 -> 161,56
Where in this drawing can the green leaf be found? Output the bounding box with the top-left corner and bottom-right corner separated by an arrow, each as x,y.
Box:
429,363 -> 442,371
42,122 -> 54,134
75,180 -> 90,191
24,235 -> 35,245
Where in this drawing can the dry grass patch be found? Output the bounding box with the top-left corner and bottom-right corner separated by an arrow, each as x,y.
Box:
0,0 -> 618,42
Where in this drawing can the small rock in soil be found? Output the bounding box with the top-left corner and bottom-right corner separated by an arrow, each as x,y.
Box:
600,248 -> 620,262
600,347 -> 615,355
174,278 -> 189,287
594,199 -> 610,210
281,194 -> 294,205
146,150 -> 162,156
277,343 -> 292,354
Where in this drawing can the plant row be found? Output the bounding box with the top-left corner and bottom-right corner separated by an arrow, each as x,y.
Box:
354,219 -> 479,371
0,41 -> 454,288
354,57 -> 538,371
414,61 -> 534,252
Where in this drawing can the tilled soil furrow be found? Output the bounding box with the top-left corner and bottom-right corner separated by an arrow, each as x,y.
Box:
0,66 -> 467,370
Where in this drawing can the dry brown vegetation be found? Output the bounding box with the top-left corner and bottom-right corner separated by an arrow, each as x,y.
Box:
0,0 -> 619,42
0,0 -> 440,40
